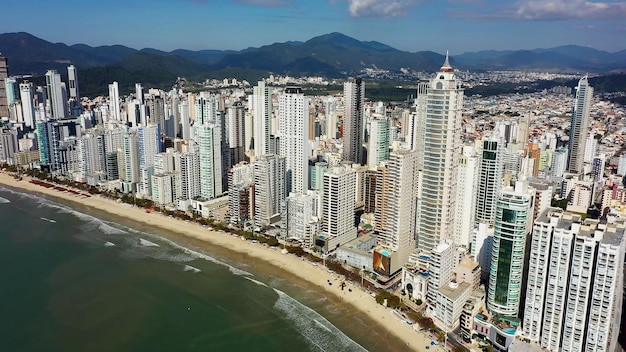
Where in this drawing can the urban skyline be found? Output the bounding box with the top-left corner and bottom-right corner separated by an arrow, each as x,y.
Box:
1,46 -> 626,351
1,0 -> 626,54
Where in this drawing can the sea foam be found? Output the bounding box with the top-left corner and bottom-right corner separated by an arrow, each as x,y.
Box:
244,277 -> 268,287
183,265 -> 201,273
0,196 -> 10,204
272,289 -> 367,352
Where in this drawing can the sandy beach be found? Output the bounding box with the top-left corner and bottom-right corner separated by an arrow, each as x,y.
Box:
0,173 -> 440,352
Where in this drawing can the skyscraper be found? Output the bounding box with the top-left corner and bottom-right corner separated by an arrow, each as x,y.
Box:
0,56 -> 8,118
227,101 -> 247,165
67,64 -> 81,115
475,136 -> 504,225
253,81 -> 272,157
108,81 -> 121,121
523,208 -> 625,352
375,148 -> 419,266
254,154 -> 286,227
278,87 -> 310,195
19,81 -> 35,128
320,165 -> 358,249
195,124 -> 222,199
414,54 -> 464,252
454,145 -> 479,248
567,76 -> 593,173
342,78 -> 365,165
487,179 -> 533,317
46,70 -> 68,119
367,113 -> 389,168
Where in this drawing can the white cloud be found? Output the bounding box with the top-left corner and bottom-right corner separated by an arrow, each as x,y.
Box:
449,0 -> 626,20
515,0 -> 626,20
344,0 -> 421,18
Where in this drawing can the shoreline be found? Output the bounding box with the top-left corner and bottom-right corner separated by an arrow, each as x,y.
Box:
0,173 -> 437,352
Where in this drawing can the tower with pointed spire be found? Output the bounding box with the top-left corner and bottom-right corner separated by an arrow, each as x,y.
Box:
567,75 -> 593,173
413,52 -> 464,253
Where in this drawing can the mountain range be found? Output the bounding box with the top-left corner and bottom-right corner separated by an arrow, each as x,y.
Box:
1,31 -> 626,96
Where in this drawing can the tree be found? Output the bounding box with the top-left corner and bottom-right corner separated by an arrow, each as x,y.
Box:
438,331 -> 446,342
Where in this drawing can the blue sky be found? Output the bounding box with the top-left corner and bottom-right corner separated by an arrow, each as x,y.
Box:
1,0 -> 625,54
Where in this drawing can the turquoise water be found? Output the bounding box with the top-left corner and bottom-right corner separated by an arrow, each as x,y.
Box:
0,187 -> 405,352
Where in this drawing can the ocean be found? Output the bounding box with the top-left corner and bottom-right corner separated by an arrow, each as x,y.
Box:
0,187 -> 409,352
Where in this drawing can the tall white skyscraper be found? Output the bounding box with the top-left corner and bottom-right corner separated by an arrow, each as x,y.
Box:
278,87 -> 310,195
342,78 -> 365,165
375,148 -> 419,266
178,152 -> 200,201
320,165 -> 358,249
414,55 -> 464,252
253,81 -> 272,157
454,145 -> 479,247
67,65 -> 80,102
254,154 -> 286,227
567,76 -> 593,173
195,124 -> 222,199
195,93 -> 218,126
122,132 -> 140,184
45,70 -> 68,119
487,178 -> 533,317
367,114 -> 389,168
523,208 -> 625,352
108,81 -> 121,122
19,81 -> 35,128
137,125 -> 160,169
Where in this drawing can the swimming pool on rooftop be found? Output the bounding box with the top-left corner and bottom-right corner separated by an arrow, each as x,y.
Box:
380,250 -> 390,256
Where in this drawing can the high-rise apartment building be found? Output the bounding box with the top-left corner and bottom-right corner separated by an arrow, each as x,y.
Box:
342,78 -> 365,165
253,81 -> 272,157
367,114 -> 389,168
46,70 -> 68,119
567,76 -> 593,173
108,81 -> 121,122
278,87 -> 310,195
254,154 -> 286,227
523,208 -> 625,352
487,179 -> 533,317
67,65 -> 81,115
137,125 -> 160,169
375,148 -> 419,266
195,124 -> 222,200
475,136 -> 504,225
454,145 -> 479,247
19,81 -> 35,128
414,55 -> 464,252
0,56 -> 8,118
178,152 -> 200,201
227,101 -> 247,165
320,165 -> 357,249
122,132 -> 140,184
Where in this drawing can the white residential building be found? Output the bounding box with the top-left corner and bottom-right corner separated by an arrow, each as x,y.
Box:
320,165 -> 357,252
454,145 -> 479,248
278,87 -> 310,194
414,55 -> 464,253
523,208 -> 625,352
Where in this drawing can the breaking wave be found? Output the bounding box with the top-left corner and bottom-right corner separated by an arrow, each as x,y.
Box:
273,289 -> 367,352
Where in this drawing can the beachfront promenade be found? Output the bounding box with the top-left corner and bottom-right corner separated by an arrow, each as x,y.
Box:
0,172 -> 447,352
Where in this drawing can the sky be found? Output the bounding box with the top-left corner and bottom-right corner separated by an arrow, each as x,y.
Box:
1,0 -> 625,54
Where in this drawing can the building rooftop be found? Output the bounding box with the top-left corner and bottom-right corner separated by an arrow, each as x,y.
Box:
438,282 -> 471,301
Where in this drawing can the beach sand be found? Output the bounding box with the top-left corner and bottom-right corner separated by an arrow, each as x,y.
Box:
1,173 -> 441,352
